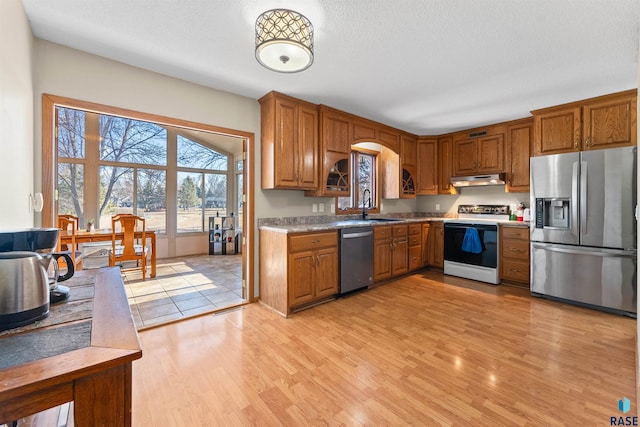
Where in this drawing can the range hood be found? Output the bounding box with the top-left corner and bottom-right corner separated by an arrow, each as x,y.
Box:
450,172 -> 506,188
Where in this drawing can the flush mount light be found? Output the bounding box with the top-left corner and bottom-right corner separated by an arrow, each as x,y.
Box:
255,9 -> 314,73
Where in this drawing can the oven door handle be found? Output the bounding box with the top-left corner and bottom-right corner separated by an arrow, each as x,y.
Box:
444,223 -> 497,232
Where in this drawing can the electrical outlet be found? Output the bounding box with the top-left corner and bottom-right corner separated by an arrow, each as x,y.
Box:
312,203 -> 318,213
330,204 -> 335,213
435,204 -> 440,211
319,203 -> 324,212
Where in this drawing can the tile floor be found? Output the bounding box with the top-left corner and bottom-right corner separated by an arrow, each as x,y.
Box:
119,254 -> 244,329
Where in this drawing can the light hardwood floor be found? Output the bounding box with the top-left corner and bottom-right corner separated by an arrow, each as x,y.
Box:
132,270 -> 637,426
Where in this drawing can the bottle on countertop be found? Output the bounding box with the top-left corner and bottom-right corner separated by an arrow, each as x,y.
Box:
509,204 -> 517,221
516,202 -> 525,222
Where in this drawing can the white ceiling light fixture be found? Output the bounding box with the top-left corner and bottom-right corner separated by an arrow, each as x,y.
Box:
255,9 -> 314,73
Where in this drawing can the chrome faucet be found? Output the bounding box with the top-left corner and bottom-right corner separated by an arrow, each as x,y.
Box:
362,189 -> 371,220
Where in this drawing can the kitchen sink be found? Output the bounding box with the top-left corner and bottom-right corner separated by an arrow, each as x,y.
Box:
346,218 -> 403,223
331,218 -> 404,227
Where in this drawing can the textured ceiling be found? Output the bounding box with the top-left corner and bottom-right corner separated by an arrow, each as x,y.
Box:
21,0 -> 640,135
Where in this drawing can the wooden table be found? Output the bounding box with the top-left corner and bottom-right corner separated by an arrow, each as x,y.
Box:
0,268 -> 142,426
60,229 -> 157,278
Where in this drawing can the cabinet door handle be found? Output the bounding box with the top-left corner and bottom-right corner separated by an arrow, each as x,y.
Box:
585,137 -> 590,147
575,138 -> 579,149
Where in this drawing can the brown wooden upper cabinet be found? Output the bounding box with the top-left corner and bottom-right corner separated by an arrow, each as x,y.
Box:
438,136 -> 456,194
260,91 -> 318,190
400,134 -> 417,198
505,118 -> 533,193
306,106 -> 352,197
532,90 -> 637,156
417,137 -> 438,195
352,118 -> 400,153
453,130 -> 505,176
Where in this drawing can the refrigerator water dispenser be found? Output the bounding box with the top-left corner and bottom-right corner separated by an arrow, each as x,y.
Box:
536,198 -> 571,229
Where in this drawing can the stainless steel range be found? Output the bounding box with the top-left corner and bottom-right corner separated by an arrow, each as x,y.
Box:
443,204 -> 510,284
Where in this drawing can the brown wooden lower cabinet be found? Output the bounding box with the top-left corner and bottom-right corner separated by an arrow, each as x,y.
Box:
421,222 -> 431,266
374,224 -> 408,282
428,221 -> 444,268
499,225 -> 530,287
373,226 -> 392,282
408,223 -> 423,271
259,229 -> 338,316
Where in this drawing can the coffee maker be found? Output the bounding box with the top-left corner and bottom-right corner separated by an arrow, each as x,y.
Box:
0,228 -> 74,330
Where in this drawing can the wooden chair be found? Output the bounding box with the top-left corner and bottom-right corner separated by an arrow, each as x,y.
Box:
57,214 -> 82,271
109,214 -> 148,279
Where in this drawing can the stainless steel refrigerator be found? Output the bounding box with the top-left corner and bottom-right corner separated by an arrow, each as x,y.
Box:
530,146 -> 637,316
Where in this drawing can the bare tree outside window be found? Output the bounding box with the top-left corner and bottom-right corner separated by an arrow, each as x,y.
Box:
177,135 -> 227,171
55,106 -> 233,235
99,115 -> 167,165
57,107 -> 85,159
57,107 -> 168,229
177,135 -> 229,233
58,163 -> 84,221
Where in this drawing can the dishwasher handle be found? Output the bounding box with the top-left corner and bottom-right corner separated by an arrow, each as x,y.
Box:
342,230 -> 374,239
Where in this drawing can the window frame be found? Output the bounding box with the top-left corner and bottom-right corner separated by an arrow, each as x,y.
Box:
53,105 -> 235,235
336,147 -> 380,216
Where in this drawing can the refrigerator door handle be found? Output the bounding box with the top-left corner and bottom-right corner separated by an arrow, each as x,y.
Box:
580,160 -> 587,235
531,242 -> 636,258
571,161 -> 580,238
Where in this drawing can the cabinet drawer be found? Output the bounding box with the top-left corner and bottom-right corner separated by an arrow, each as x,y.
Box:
374,226 -> 392,240
501,226 -> 529,240
501,259 -> 529,283
501,238 -> 529,260
408,235 -> 421,247
408,224 -> 422,236
289,231 -> 337,252
392,225 -> 408,237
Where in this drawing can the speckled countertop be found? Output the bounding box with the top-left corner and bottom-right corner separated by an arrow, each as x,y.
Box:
258,214 -> 531,234
259,217 -> 444,234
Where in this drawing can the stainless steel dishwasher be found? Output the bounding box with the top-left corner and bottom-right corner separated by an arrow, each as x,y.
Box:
340,227 -> 374,294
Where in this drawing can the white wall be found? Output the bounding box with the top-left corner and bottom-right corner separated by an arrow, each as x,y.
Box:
417,186 -> 529,215
0,0 -> 34,229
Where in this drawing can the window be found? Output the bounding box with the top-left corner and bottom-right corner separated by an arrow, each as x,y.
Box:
55,106 -> 236,235
176,135 -> 229,233
337,149 -> 379,214
57,163 -> 84,217
177,135 -> 227,170
57,107 -> 85,159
